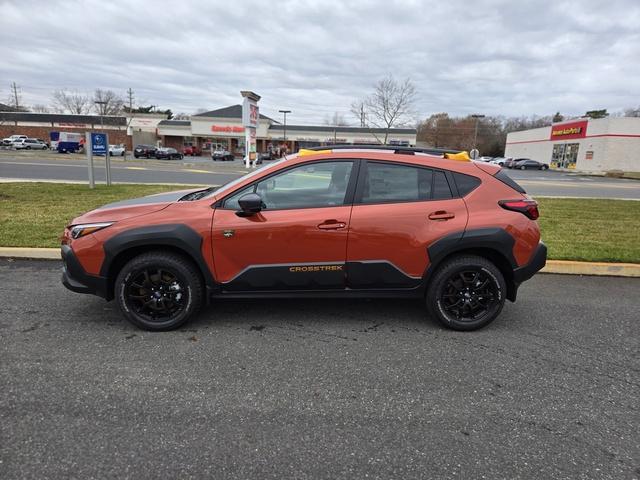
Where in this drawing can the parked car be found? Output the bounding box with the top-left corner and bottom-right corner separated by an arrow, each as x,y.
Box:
212,149 -> 235,161
155,147 -> 184,160
514,159 -> 549,170
2,134 -> 27,146
36,138 -> 50,148
109,145 -> 126,156
490,157 -> 509,166
61,145 -> 546,332
183,145 -> 201,156
133,145 -> 157,158
477,156 -> 493,162
14,138 -> 48,150
505,158 -> 521,169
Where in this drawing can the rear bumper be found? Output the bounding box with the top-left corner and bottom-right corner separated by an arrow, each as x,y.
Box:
513,242 -> 547,284
61,245 -> 109,299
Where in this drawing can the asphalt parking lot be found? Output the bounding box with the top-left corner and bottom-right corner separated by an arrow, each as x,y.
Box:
1,259 -> 638,479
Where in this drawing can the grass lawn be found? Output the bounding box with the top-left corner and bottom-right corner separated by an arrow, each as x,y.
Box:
0,183 -> 198,249
0,182 -> 638,263
536,198 -> 640,263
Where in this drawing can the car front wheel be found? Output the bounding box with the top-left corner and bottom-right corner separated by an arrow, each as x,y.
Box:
426,255 -> 506,331
520,165 -> 526,170
115,251 -> 204,331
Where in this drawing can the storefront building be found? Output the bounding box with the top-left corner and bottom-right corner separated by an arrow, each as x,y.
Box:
505,117 -> 640,172
157,105 -> 417,155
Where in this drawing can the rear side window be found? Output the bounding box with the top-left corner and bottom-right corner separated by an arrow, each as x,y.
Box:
452,172 -> 481,196
495,169 -> 526,194
360,162 -> 433,203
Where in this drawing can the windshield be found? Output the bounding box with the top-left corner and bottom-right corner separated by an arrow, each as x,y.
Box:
201,157 -> 291,199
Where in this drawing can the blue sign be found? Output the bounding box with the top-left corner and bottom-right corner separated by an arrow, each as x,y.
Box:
91,133 -> 107,155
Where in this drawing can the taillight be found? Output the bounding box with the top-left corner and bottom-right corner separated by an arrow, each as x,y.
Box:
498,199 -> 539,220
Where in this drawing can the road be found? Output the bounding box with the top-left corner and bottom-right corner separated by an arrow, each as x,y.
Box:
1,259 -> 638,479
1,151 -> 639,199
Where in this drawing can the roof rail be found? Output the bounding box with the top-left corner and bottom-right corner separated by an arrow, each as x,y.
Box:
304,144 -> 462,156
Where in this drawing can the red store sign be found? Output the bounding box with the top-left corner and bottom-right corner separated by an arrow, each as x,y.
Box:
550,120 -> 588,140
211,125 -> 244,133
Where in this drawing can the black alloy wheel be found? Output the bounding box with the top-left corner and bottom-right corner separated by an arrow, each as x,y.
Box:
426,255 -> 506,331
115,251 -> 203,331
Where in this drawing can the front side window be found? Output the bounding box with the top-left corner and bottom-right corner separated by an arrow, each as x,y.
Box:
224,161 -> 353,210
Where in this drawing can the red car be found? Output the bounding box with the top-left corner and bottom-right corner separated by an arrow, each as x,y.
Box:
61,145 -> 546,332
183,145 -> 201,156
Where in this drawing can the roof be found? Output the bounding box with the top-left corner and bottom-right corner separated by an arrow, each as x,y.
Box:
0,111 -> 126,126
269,124 -> 417,134
158,120 -> 191,127
193,104 -> 274,121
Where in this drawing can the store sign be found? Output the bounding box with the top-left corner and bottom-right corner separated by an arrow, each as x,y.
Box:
90,133 -> 107,155
550,120 -> 588,140
211,125 -> 244,133
242,97 -> 259,128
56,122 -> 90,128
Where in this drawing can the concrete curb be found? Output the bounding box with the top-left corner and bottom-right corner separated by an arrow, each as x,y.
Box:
541,260 -> 640,277
0,247 -> 638,277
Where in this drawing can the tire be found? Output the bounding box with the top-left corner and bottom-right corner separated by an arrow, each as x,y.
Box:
519,165 -> 525,170
115,251 -> 204,331
121,151 -> 125,156
426,255 -> 506,331
26,146 -> 31,150
541,165 -> 548,170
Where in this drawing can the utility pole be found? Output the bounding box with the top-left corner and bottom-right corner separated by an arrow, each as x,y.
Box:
127,87 -> 134,113
10,82 -> 20,110
471,113 -> 485,154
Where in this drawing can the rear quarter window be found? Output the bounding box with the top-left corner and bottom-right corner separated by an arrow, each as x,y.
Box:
494,170 -> 526,194
452,172 -> 481,196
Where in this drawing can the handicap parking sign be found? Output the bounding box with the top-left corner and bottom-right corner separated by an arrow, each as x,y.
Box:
91,133 -> 107,155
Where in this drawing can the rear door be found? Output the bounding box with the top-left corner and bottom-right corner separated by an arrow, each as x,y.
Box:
211,160 -> 357,291
346,160 -> 468,289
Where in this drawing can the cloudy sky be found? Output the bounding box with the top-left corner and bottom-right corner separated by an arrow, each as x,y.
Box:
1,0 -> 639,124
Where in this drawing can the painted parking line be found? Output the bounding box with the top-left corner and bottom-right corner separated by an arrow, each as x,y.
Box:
184,169 -> 218,174
125,167 -> 148,170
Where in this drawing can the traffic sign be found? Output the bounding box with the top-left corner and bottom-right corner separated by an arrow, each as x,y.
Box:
470,148 -> 480,160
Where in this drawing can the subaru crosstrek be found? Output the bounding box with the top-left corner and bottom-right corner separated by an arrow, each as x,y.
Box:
61,146 -> 546,331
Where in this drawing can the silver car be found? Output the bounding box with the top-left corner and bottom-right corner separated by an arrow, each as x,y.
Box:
14,138 -> 48,150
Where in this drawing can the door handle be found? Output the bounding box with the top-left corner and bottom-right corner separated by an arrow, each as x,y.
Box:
428,211 -> 455,221
318,220 -> 346,230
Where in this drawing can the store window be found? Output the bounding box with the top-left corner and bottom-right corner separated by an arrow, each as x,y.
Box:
551,143 -> 579,169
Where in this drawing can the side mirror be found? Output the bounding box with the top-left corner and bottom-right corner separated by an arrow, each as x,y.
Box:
237,193 -> 263,216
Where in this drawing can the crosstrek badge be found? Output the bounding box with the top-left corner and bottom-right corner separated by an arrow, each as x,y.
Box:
289,265 -> 343,272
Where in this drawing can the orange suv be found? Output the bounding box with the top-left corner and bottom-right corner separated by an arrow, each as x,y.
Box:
61,146 -> 546,331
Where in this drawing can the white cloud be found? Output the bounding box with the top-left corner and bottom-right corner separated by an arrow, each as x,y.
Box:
1,0 -> 639,123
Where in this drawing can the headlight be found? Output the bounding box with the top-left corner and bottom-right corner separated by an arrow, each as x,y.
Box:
70,222 -> 114,239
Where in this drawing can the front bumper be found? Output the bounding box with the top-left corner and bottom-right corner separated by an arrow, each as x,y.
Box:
513,242 -> 547,284
61,245 -> 109,299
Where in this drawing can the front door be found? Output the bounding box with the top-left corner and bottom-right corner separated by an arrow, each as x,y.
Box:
346,160 -> 468,289
212,160 -> 356,291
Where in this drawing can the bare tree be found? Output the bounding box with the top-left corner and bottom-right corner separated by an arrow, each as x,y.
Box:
623,106 -> 640,117
52,89 -> 91,114
323,111 -> 349,126
93,89 -> 124,115
32,104 -> 50,113
351,76 -> 417,143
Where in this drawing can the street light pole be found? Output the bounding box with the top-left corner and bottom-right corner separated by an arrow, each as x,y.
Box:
279,109 -> 291,151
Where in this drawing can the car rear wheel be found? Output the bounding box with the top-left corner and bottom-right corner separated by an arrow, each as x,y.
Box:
541,165 -> 548,170
426,255 -> 506,331
115,251 -> 204,331
520,165 -> 526,170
